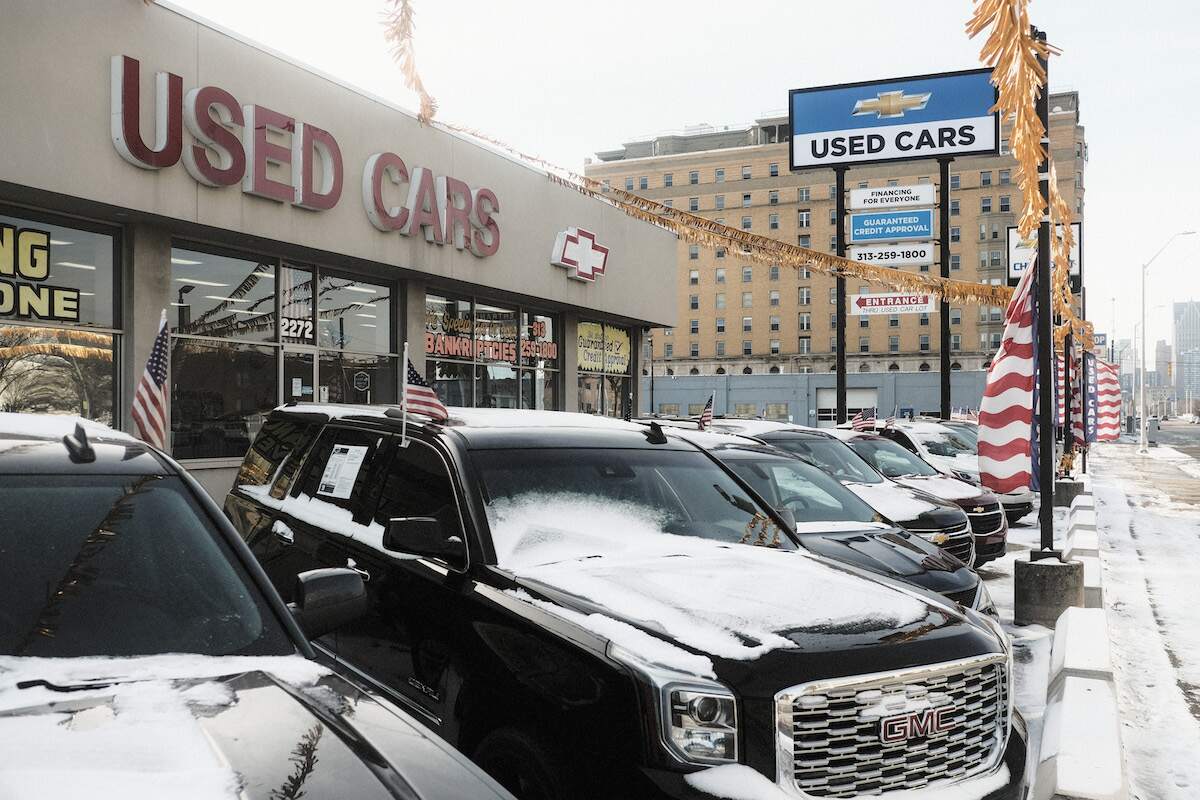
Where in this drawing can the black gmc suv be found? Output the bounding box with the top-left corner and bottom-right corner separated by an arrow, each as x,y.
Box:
226,405 -> 1027,800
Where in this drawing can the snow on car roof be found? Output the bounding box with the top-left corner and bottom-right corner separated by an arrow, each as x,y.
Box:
659,426 -> 760,448
709,418 -> 806,436
443,408 -> 645,430
0,412 -> 135,442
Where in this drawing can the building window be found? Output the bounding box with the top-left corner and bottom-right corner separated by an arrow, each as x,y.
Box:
742,340 -> 753,355
979,224 -> 988,242
828,235 -> 837,251
798,187 -> 811,202
950,226 -> 960,243
715,317 -> 726,333
857,180 -> 868,189
741,292 -> 753,308
919,312 -> 930,326
716,268 -> 726,283
991,223 -> 1000,240
798,336 -> 811,354
769,290 -> 780,307
829,287 -> 837,305
799,287 -> 811,306
828,184 -> 837,199
889,314 -> 899,328
950,174 -> 961,190
742,193 -> 752,208
800,267 -> 811,279
991,250 -> 1003,267
662,327 -> 673,336
689,244 -> 699,260
624,177 -> 633,190
769,191 -> 779,206
951,308 -> 962,325
715,168 -> 725,183
769,265 -> 780,281
798,312 -> 811,331
638,176 -> 648,190
690,342 -> 699,357
920,334 -> 930,351
950,199 -> 960,216
716,340 -> 726,356
859,336 -> 870,353
742,316 -> 753,332
951,334 -> 961,351
689,269 -> 699,285
742,165 -> 751,180
859,315 -> 869,328
798,210 -> 811,228
664,343 -> 673,358
689,197 -> 699,212
689,319 -> 699,335
770,339 -> 781,355
769,163 -> 779,177
918,176 -> 931,184
1000,169 -> 1011,185
742,266 -> 753,283
663,173 -> 673,187
663,200 -> 673,208
1000,139 -> 1009,154
741,216 -> 752,230
601,179 -> 611,191
770,315 -> 781,332
715,293 -> 726,309
658,403 -> 680,415
951,254 -> 961,271
689,294 -> 699,310
887,179 -> 899,187
830,313 -> 837,329
980,171 -> 992,187
798,235 -> 811,249
715,195 -> 725,210
1000,196 -> 1011,213
769,213 -> 780,230
689,170 -> 699,185
577,321 -> 631,417
889,335 -> 899,353
715,246 -> 726,259
829,336 -> 837,353
981,196 -> 992,213
828,207 -> 837,225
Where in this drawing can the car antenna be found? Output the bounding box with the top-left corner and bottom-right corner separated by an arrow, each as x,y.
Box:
62,422 -> 96,464
643,421 -> 668,445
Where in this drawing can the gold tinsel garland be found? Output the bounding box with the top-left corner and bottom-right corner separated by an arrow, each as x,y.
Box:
383,0 -> 438,124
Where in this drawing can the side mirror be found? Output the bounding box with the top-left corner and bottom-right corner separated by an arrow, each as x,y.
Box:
290,568 -> 368,640
383,516 -> 467,570
774,507 -> 798,532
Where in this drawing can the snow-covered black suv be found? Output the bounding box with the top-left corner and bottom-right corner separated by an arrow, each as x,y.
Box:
227,405 -> 1028,800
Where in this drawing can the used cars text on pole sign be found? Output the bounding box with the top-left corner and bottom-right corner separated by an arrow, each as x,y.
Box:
788,69 -> 999,170
850,209 -> 934,244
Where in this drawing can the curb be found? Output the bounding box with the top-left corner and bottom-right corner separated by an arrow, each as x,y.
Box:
1033,485 -> 1128,800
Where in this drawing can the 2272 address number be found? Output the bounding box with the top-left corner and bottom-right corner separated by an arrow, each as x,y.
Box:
282,317 -> 314,340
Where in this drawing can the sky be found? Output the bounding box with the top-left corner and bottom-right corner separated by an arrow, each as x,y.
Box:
169,0 -> 1200,357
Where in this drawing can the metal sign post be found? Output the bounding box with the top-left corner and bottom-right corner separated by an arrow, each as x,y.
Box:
835,166 -> 848,424
939,156 -> 953,419
1033,27 -> 1057,556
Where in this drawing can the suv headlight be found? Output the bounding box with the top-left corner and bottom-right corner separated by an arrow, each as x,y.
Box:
664,684 -> 738,764
972,582 -> 998,618
608,644 -> 739,766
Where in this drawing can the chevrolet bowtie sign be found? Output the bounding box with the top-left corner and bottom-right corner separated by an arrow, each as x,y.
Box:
789,69 -> 998,169
551,227 -> 609,282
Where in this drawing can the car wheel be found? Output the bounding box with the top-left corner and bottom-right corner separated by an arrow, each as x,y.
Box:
473,727 -> 578,800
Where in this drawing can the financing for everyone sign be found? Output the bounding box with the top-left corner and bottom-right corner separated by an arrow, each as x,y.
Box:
849,209 -> 934,244
851,293 -> 937,316
848,242 -> 935,267
789,69 -> 998,169
849,184 -> 935,210
1007,222 -> 1082,281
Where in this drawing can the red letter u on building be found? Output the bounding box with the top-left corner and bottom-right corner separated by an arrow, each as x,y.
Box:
110,54 -> 183,169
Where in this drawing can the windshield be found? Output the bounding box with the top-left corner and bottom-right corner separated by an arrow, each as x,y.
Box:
915,429 -> 975,457
847,437 -> 940,478
0,475 -> 293,658
759,435 -> 883,484
472,447 -> 797,567
716,451 -> 881,528
947,425 -> 978,446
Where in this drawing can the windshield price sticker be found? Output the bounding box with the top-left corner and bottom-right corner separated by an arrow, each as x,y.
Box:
317,444 -> 368,499
849,243 -> 934,267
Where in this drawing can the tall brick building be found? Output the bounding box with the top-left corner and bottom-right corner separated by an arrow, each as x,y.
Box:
584,91 -> 1086,381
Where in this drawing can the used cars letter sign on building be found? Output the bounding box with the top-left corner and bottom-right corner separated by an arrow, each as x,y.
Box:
789,69 -> 998,169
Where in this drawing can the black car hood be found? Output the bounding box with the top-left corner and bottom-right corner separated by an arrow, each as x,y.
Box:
0,663 -> 509,800
798,527 -> 978,595
841,481 -> 966,530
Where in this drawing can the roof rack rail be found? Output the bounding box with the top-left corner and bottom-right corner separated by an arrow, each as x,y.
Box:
62,422 -> 96,464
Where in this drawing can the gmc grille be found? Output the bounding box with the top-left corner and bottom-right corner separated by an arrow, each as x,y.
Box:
775,654 -> 1009,798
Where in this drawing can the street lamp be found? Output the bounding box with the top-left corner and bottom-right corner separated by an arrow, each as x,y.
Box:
1140,230 -> 1197,453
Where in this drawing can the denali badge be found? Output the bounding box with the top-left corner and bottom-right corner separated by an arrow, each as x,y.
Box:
879,706 -> 956,744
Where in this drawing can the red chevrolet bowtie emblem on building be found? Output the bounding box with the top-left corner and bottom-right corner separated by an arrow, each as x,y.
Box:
551,227 -> 609,282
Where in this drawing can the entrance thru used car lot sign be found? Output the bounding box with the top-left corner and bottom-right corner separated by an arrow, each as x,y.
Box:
851,293 -> 937,316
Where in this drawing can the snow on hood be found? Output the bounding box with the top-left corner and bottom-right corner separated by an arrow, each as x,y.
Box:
894,475 -> 984,501
794,520 -> 892,533
0,655 -> 327,800
844,482 -> 939,522
490,494 -> 929,662
0,412 -> 133,442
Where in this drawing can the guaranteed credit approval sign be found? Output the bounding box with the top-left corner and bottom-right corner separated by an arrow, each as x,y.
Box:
789,69 -> 998,169
850,209 -> 933,244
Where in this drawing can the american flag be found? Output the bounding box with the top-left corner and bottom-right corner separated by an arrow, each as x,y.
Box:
978,264 -> 1036,494
131,309 -> 169,449
1095,358 -> 1121,441
698,393 -> 714,430
851,407 -> 876,431
404,358 -> 449,421
883,406 -> 897,429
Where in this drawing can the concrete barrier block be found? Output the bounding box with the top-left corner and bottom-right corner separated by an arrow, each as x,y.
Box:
1070,507 -> 1098,532
1015,558 -> 1085,627
1050,607 -> 1113,690
1065,529 -> 1100,560
1035,676 -> 1127,800
1078,555 -> 1103,608
1070,491 -> 1095,512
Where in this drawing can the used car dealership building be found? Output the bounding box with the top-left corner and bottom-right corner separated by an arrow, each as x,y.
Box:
0,0 -> 675,496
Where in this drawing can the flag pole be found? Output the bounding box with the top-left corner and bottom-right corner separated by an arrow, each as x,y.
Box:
400,341 -> 410,447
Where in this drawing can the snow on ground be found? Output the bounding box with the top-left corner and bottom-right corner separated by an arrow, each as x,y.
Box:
685,763 -> 1011,800
1087,443 -> 1200,800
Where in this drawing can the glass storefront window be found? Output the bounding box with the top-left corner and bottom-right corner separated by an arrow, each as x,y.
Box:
519,368 -> 558,411
475,364 -> 519,408
318,352 -> 397,405
279,265 -> 315,345
170,339 -> 276,459
474,302 -> 518,364
427,360 -> 473,407
316,274 -> 391,354
170,248 -> 275,341
0,325 -> 116,423
577,321 -> 632,417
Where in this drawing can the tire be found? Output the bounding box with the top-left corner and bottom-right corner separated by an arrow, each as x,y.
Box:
473,727 -> 579,800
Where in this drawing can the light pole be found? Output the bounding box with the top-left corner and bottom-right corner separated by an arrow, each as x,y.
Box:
1140,231 -> 1196,452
